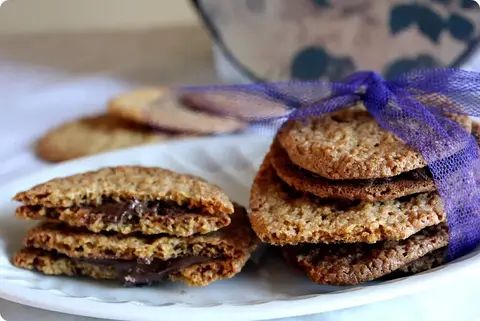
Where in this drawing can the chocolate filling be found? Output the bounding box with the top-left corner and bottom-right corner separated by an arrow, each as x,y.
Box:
76,255 -> 212,286
85,200 -> 190,224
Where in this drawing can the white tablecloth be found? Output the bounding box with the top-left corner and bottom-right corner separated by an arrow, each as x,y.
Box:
1,29 -> 480,321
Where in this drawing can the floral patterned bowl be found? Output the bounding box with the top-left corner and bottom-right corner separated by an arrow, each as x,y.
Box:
193,0 -> 480,81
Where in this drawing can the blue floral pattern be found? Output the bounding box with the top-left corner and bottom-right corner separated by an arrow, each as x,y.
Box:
291,47 -> 355,81
384,55 -> 440,79
447,14 -> 475,41
312,0 -> 331,8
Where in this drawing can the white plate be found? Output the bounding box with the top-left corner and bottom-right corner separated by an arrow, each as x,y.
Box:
0,135 -> 479,321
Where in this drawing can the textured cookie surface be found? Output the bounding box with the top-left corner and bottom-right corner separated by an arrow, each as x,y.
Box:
13,166 -> 234,214
16,205 -> 231,236
36,114 -> 177,162
108,88 -> 246,134
277,105 -> 472,179
270,139 -> 436,201
283,224 -> 448,285
21,206 -> 258,261
395,248 -> 446,274
248,155 -> 446,245
181,90 -> 288,120
13,247 -> 253,287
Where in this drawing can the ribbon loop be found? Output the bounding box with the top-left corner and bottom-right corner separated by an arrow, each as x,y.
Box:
352,71 -> 390,113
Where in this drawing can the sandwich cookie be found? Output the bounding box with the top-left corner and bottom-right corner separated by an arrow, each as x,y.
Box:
14,166 -> 234,236
13,205 -> 258,286
282,223 -> 448,285
13,166 -> 259,286
270,139 -> 436,201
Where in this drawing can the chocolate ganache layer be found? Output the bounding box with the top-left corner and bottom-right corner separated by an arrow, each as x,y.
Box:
83,199 -> 194,224
74,254 -> 212,286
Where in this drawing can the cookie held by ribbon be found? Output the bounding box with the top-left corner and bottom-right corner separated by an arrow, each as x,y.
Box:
241,69 -> 480,285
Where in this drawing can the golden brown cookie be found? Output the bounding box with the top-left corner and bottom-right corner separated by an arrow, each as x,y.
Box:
13,247 -> 253,287
416,93 -> 466,114
20,205 -> 257,261
181,90 -> 288,120
282,224 -> 448,285
248,155 -> 446,245
13,166 -> 234,214
277,105 -> 472,179
108,88 -> 247,134
270,138 -> 436,201
35,114 -> 181,163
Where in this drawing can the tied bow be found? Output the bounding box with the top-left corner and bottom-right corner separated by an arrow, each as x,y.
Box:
182,69 -> 480,260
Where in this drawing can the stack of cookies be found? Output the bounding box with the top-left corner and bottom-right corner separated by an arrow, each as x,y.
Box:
249,105 -> 475,285
37,87 -> 286,162
12,166 -> 259,286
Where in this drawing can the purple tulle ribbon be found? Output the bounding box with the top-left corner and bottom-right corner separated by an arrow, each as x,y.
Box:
181,69 -> 480,260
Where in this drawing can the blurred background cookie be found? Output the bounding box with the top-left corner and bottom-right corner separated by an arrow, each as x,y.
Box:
181,90 -> 288,121
35,114 -> 185,162
108,87 -> 247,134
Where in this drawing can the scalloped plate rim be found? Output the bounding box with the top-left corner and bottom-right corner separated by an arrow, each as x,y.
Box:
0,134 -> 479,321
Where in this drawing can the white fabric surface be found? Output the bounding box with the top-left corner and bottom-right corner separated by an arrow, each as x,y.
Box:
1,63 -> 480,321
